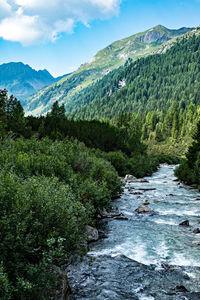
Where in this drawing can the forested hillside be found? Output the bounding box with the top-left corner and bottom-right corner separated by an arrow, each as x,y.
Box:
24,25 -> 192,116
66,28 -> 200,154
71,29 -> 200,119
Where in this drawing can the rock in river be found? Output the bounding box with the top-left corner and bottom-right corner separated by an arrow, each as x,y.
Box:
135,205 -> 155,215
179,220 -> 190,227
114,216 -> 128,221
192,240 -> 200,246
84,225 -> 99,242
98,207 -> 122,218
141,199 -> 150,206
175,285 -> 189,292
137,178 -> 149,183
124,174 -> 137,182
124,175 -> 149,183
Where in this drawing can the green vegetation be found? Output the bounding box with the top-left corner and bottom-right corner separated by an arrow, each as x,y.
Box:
0,90 -> 172,299
65,31 -> 200,156
175,121 -> 200,189
71,33 -> 200,119
1,27 -> 199,299
0,137 -> 123,299
24,25 -> 192,116
0,89 -> 28,137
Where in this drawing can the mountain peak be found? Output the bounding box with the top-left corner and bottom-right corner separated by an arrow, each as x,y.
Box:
0,62 -> 57,102
152,24 -> 166,30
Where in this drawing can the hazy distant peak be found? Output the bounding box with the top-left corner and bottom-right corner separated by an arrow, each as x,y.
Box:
0,62 -> 59,103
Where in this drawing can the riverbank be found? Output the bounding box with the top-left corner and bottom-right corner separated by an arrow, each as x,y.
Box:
66,165 -> 200,299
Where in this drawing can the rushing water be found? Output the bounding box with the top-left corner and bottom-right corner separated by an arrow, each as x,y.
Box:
66,165 -> 200,299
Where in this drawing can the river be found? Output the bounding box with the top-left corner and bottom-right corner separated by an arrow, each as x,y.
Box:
66,164 -> 200,299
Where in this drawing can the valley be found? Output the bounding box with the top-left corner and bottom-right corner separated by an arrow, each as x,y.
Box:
0,19 -> 200,299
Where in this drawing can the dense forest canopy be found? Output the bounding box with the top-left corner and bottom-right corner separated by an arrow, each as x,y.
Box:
175,120 -> 200,188
70,33 -> 200,120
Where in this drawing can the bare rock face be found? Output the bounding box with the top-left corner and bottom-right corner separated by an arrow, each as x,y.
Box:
136,31 -> 170,44
84,225 -> 99,242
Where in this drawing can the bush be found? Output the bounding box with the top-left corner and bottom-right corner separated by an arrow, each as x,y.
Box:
106,151 -> 129,176
0,137 -> 123,298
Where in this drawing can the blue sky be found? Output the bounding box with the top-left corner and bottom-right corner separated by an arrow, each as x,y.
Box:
0,0 -> 199,77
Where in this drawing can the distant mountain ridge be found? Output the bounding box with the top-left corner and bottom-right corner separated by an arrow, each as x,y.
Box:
0,62 -> 65,104
24,25 -> 193,116
78,25 -> 192,72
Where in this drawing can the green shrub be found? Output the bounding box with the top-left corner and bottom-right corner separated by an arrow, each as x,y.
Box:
106,151 -> 129,176
0,137 -> 123,298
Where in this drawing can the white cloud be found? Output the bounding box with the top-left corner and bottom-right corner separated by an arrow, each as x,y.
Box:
0,0 -> 11,18
0,0 -> 121,45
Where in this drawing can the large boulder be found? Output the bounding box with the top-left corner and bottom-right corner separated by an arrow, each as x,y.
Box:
84,225 -> 99,242
98,208 -> 122,218
125,174 -> 137,182
192,240 -> 200,246
137,178 -> 149,183
193,228 -> 200,234
179,220 -> 190,227
175,285 -> 188,292
135,205 -> 155,214
124,175 -> 149,183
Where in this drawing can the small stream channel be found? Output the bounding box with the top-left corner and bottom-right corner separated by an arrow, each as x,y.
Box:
66,165 -> 200,299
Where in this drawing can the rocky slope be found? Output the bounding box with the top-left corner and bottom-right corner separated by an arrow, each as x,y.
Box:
24,25 -> 192,116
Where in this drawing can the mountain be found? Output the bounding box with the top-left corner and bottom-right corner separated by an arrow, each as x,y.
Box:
0,62 -> 64,105
24,25 -> 192,116
69,26 -> 200,120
